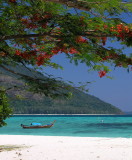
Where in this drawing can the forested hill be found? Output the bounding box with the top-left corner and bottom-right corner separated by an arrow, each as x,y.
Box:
0,65 -> 123,114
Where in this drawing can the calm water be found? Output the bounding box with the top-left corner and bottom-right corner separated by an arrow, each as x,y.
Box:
1,115 -> 132,138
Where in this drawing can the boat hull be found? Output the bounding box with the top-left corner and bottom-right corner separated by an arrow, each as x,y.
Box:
21,124 -> 53,129
21,120 -> 56,129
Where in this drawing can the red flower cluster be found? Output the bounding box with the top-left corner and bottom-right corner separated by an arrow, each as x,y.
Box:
98,70 -> 106,78
101,37 -> 107,46
15,14 -> 132,69
51,46 -> 79,55
69,47 -> 78,54
36,54 -> 45,66
20,12 -> 51,30
15,49 -> 54,66
76,36 -> 87,43
110,24 -> 131,41
31,13 -> 50,28
36,53 -> 53,66
51,47 -> 62,54
15,50 -> 36,60
100,23 -> 131,45
101,53 -> 119,61
21,18 -> 38,29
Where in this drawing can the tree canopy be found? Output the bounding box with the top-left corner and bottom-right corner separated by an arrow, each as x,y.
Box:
0,0 -> 132,126
0,89 -> 12,127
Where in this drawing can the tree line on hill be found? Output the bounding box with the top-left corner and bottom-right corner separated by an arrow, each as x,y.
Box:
0,65 -> 123,114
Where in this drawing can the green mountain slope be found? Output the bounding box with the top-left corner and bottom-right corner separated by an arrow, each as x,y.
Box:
0,65 -> 123,114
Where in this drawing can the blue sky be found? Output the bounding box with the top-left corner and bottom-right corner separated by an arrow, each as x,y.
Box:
44,50 -> 132,112
41,7 -> 132,112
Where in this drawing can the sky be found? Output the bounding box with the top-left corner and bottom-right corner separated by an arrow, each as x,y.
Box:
43,11 -> 132,112
44,52 -> 132,112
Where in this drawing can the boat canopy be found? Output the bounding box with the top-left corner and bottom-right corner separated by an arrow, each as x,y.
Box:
31,123 -> 42,126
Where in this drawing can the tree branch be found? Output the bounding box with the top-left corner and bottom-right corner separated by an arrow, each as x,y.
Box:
44,0 -> 132,12
0,64 -> 28,78
44,0 -> 91,11
0,64 -> 73,97
0,33 -> 58,41
1,32 -> 124,41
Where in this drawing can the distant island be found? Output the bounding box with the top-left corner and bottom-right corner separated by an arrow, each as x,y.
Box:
0,65 -> 123,115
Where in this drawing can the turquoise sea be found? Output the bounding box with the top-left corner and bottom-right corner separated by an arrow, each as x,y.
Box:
1,115 -> 132,138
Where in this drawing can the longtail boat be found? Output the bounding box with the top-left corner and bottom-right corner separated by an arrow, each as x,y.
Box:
21,120 -> 56,129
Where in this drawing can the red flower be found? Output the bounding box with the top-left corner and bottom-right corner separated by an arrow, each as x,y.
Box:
98,70 -> 106,78
36,54 -> 45,66
51,47 -> 61,54
69,48 -> 78,54
43,53 -> 53,59
15,50 -> 21,56
103,25 -> 108,29
101,37 -> 107,46
36,53 -> 53,66
76,36 -> 87,43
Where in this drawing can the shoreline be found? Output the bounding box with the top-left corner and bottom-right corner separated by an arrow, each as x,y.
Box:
12,114 -> 123,115
0,135 -> 132,160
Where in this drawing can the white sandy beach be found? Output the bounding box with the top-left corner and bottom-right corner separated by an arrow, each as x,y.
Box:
0,135 -> 132,160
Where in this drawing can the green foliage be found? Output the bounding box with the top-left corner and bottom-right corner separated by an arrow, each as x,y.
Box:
9,89 -> 122,114
0,89 -> 12,127
1,0 -> 132,70
0,0 -> 131,125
